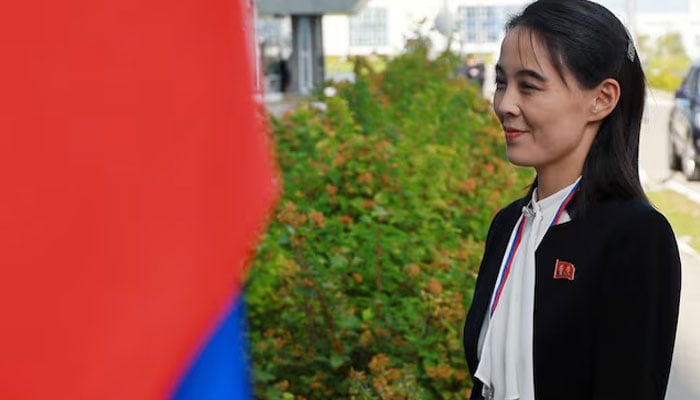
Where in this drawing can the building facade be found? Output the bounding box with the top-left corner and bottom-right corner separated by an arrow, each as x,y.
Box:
256,0 -> 699,94
320,0 -> 699,59
322,0 -> 527,60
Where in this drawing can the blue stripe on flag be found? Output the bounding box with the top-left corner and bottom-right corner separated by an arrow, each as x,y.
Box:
172,294 -> 252,399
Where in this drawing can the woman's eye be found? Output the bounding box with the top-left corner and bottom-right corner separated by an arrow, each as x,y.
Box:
519,82 -> 539,91
495,80 -> 506,90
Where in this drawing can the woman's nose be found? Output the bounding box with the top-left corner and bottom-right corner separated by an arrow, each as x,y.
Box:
493,87 -> 520,118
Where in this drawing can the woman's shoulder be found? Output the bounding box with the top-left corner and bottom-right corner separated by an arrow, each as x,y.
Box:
481,197 -> 529,244
590,198 -> 674,236
593,197 -> 664,219
492,196 -> 529,224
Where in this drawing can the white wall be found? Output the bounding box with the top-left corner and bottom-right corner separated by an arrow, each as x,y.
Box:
323,0 -> 529,59
323,15 -> 351,56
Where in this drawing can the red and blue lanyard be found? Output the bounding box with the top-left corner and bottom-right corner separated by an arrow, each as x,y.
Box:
489,180 -> 580,317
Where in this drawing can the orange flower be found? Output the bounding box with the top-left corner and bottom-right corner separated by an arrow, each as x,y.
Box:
310,381 -> 323,390
352,272 -> 363,283
273,337 -> 287,350
339,215 -> 354,224
277,201 -> 298,225
359,330 -> 373,347
433,259 -> 451,271
309,210 -> 325,228
405,264 -> 421,277
385,367 -> 401,382
326,184 -> 338,196
334,153 -> 347,166
368,353 -> 389,373
291,235 -> 305,248
427,278 -> 443,295
373,139 -> 391,153
358,172 -> 373,184
426,364 -> 454,380
372,376 -> 388,392
454,369 -> 468,381
457,178 -> 478,193
301,278 -> 316,288
349,368 -> 367,382
282,259 -> 301,277
373,326 -> 389,338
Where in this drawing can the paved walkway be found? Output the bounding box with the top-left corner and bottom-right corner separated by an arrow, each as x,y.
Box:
263,92 -> 304,119
666,249 -> 700,399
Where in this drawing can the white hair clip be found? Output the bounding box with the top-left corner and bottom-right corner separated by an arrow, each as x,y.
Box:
626,39 -> 635,62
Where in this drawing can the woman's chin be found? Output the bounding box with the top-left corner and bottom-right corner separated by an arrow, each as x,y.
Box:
505,152 -> 535,168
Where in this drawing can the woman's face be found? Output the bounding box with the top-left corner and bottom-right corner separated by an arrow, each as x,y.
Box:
493,27 -> 599,177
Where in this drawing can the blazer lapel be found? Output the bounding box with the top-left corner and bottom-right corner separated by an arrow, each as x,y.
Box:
464,198 -> 526,375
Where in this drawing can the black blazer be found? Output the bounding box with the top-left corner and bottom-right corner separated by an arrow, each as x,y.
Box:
463,196 -> 681,400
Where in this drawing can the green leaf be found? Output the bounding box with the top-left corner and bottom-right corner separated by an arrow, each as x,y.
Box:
338,313 -> 362,330
372,206 -> 388,219
330,353 -> 348,370
330,253 -> 348,268
361,307 -> 374,322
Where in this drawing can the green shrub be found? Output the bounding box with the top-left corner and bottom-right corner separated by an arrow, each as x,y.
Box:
638,33 -> 691,93
645,56 -> 690,93
326,54 -> 388,74
247,36 -> 532,399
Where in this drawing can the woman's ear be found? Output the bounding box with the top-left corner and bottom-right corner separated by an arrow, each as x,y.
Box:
589,78 -> 621,122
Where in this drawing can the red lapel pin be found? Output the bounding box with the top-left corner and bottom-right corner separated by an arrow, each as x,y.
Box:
554,259 -> 575,281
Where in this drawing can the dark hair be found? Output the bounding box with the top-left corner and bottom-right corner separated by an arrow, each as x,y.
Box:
507,0 -> 647,213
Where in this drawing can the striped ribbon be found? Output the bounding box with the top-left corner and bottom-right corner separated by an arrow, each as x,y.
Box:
489,180 -> 580,316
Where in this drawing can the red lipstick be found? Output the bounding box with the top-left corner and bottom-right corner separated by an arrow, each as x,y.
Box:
504,128 -> 525,141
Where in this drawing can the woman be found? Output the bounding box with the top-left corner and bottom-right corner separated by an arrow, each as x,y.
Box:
462,1 -> 682,399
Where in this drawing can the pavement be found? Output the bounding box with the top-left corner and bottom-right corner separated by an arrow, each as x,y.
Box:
667,248 -> 700,399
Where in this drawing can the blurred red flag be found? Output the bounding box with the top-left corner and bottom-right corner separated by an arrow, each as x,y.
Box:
0,0 -> 276,398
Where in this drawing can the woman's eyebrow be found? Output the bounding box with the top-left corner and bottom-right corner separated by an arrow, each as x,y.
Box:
495,64 -> 548,82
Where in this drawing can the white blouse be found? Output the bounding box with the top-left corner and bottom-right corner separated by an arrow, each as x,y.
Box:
474,179 -> 579,400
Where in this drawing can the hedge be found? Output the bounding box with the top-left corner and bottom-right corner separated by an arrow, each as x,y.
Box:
246,35 -> 533,399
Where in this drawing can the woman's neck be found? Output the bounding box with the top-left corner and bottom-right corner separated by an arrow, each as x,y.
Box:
536,172 -> 581,200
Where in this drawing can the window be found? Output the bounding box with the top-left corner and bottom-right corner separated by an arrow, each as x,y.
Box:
684,67 -> 698,96
485,8 -> 498,42
350,8 -> 388,47
458,6 -> 521,44
256,18 -> 283,44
